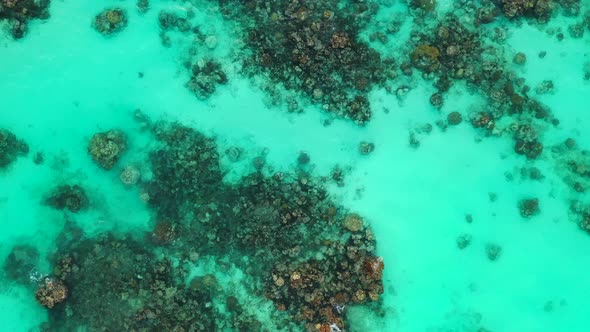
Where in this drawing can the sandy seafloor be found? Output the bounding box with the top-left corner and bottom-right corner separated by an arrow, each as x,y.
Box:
1,0 -> 590,331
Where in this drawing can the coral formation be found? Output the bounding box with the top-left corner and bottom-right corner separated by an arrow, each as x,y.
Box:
358,142 -> 375,155
343,213 -> 365,232
158,10 -> 191,32
137,0 -> 149,14
493,0 -> 582,22
514,139 -> 543,159
93,8 -> 128,36
226,146 -> 243,163
0,128 -> 29,168
147,122 -> 384,330
550,140 -> 590,218
409,14 -> 554,160
0,0 -> 50,38
497,0 -> 552,20
513,52 -> 527,65
570,201 -> 590,234
35,277 -> 67,309
3,245 -> 40,285
486,243 -> 502,261
297,151 -> 311,165
411,44 -> 441,73
44,185 -> 89,213
88,129 -> 127,170
456,234 -> 472,249
37,122 -> 384,331
144,122 -> 223,219
119,165 -> 141,186
186,59 -> 228,99
45,232 -> 217,330
220,0 -> 393,124
410,0 -> 437,12
519,198 -> 540,217
447,111 -> 463,125
2,0 -> 590,329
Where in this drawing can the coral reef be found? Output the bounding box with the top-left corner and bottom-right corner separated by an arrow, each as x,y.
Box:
158,10 -> 190,32
579,211 -> 590,233
226,146 -> 243,162
519,198 -> 540,217
447,111 -> 463,125
493,0 -> 582,21
42,230 -> 217,330
93,8 -> 128,36
456,234 -> 472,249
496,0 -> 552,21
0,0 -> 50,39
486,243 -> 502,261
409,14 -> 553,159
38,122 -> 384,331
3,244 -> 40,285
186,59 -> 228,99
44,185 -> 89,213
146,123 -> 384,330
411,44 -> 441,73
119,165 -> 141,186
267,248 -> 384,330
144,122 -> 223,219
137,0 -> 149,14
35,277 -> 67,309
513,52 -> 527,65
570,201 -> 590,234
411,16 -> 481,80
514,139 -> 543,159
157,9 -> 193,47
410,0 -> 437,12
343,213 -> 365,232
358,142 -> 375,155
297,151 -> 311,165
88,129 -> 127,170
220,0 -> 393,124
551,140 -> 590,215
0,128 -> 28,168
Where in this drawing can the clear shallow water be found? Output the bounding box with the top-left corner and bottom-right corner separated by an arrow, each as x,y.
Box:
1,0 -> 590,331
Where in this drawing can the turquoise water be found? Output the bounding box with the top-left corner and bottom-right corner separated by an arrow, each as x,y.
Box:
1,0 -> 590,331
